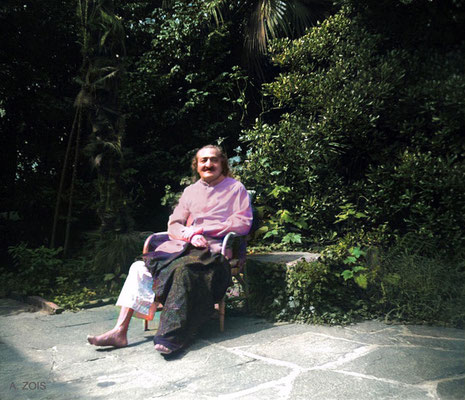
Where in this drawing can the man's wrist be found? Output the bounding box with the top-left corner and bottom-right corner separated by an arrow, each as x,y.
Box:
188,228 -> 204,242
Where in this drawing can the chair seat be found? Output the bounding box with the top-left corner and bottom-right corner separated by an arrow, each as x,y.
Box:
141,231 -> 247,332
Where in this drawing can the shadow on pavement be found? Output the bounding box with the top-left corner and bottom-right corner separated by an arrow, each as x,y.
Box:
0,340 -> 86,400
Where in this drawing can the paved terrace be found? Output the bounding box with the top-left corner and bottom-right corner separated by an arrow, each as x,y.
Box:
1,252 -> 464,399
0,297 -> 464,400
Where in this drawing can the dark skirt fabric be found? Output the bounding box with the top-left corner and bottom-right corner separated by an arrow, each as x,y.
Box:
150,245 -> 231,352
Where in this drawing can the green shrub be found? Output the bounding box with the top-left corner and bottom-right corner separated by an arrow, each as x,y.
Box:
6,244 -> 65,297
2,238 -> 141,309
238,3 -> 465,328
246,261 -> 288,320
374,235 -> 465,327
365,152 -> 465,251
239,6 -> 465,252
84,230 -> 148,275
245,234 -> 464,327
284,260 -> 354,324
246,254 -> 374,325
240,9 -> 407,247
2,243 -> 102,308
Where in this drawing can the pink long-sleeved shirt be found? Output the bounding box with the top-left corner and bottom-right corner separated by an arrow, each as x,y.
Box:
155,177 -> 253,257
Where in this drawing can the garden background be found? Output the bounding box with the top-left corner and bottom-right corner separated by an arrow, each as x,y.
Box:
1,0 -> 464,328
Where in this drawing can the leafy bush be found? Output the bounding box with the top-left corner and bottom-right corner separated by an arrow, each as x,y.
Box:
374,235 -> 465,328
284,260 -> 354,324
83,231 -> 148,274
365,152 -> 465,250
237,2 -> 465,328
239,5 -> 465,253
246,233 -> 465,328
5,244 -> 65,297
246,253 -> 374,325
82,230 -> 149,293
1,236 -> 146,309
2,243 -> 101,309
246,261 -> 288,320
241,9 -> 405,247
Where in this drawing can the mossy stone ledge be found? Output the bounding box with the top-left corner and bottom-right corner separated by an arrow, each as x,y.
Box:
244,252 -> 320,319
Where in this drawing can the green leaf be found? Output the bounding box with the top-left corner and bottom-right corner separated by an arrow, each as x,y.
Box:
294,217 -> 308,229
282,233 -> 302,244
335,214 -> 349,223
354,274 -> 368,289
269,185 -> 291,198
343,256 -> 357,264
349,247 -> 366,258
263,229 -> 279,239
341,270 -> 353,280
279,209 -> 293,223
255,226 -> 269,236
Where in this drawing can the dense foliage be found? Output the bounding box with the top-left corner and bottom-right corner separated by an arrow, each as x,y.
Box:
247,243 -> 465,328
0,0 -> 81,250
120,1 -> 251,228
241,3 -> 465,252
240,1 -> 465,327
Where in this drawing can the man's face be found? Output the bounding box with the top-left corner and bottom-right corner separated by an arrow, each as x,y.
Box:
196,148 -> 223,184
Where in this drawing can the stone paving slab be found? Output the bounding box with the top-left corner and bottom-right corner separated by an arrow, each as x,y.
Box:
0,298 -> 464,400
292,370 -> 431,400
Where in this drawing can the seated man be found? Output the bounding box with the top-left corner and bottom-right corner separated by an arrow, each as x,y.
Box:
87,145 -> 253,355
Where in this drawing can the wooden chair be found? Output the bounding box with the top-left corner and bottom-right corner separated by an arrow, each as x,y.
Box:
141,231 -> 248,332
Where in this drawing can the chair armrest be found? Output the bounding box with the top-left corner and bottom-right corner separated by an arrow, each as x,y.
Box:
221,232 -> 239,257
143,232 -> 169,254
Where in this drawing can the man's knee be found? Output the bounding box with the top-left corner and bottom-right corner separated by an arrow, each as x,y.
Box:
128,260 -> 148,275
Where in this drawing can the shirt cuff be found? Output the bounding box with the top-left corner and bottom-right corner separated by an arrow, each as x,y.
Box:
184,227 -> 204,242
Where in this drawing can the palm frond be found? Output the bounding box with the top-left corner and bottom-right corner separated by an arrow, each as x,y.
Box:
245,0 -> 288,54
93,69 -> 120,85
205,0 -> 228,25
98,8 -> 125,49
101,140 -> 122,155
161,0 -> 175,8
286,0 -> 329,34
241,0 -> 331,78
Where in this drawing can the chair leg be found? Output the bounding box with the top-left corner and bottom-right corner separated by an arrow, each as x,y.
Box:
141,301 -> 162,331
218,297 -> 226,332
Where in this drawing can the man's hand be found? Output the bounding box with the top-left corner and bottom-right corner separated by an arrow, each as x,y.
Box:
181,226 -> 197,241
190,234 -> 208,248
181,226 -> 204,241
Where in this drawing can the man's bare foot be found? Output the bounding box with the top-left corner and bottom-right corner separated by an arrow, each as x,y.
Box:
154,343 -> 172,354
87,328 -> 128,348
